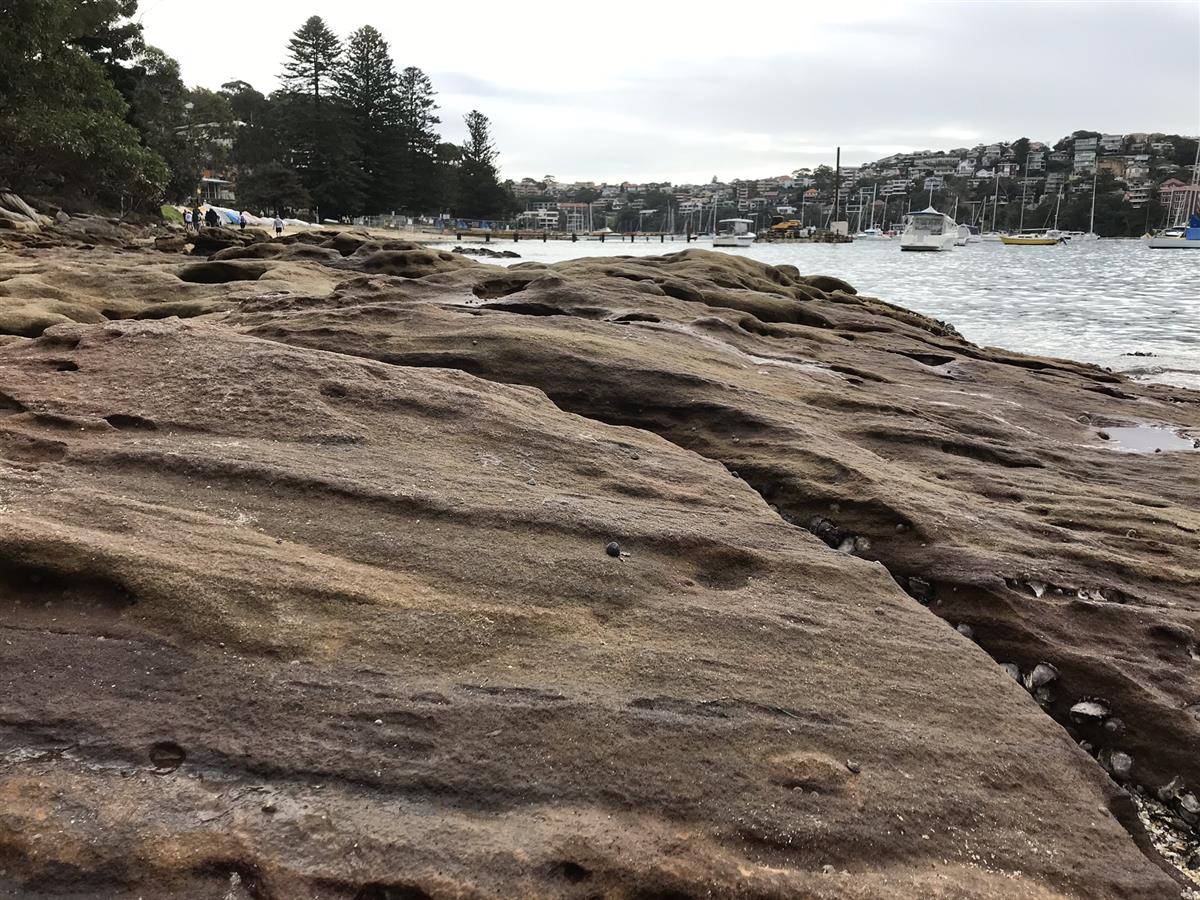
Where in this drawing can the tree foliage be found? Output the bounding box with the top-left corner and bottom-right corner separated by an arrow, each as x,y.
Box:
281,15 -> 342,100
278,16 -> 361,218
0,7 -> 514,217
338,26 -> 401,213
235,161 -> 309,215
0,0 -> 167,205
455,110 -> 515,219
394,66 -> 442,214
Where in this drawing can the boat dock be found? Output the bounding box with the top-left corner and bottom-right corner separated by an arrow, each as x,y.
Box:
442,229 -> 702,243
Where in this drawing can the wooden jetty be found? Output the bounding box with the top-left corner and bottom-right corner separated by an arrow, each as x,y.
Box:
445,230 -> 701,244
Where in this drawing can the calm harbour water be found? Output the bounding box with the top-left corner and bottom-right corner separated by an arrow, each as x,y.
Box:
439,237 -> 1200,390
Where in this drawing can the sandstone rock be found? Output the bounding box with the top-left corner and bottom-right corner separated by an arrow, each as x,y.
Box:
154,234 -> 187,253
0,245 -> 340,337
189,226 -> 241,256
805,274 -> 857,295
334,248 -> 480,278
323,229 -> 375,256
210,242 -> 342,264
0,190 -> 51,227
0,247 -> 1193,897
224,249 -> 1200,808
177,260 -> 272,284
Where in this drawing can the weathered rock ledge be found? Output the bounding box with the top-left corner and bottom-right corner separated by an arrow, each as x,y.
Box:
1,240 -> 1197,898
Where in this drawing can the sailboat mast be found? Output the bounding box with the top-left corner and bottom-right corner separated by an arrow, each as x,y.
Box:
833,146 -> 841,229
1018,155 -> 1029,232
1189,140 -> 1200,219
1053,190 -> 1061,231
1089,167 -> 1098,234
992,170 -> 1000,232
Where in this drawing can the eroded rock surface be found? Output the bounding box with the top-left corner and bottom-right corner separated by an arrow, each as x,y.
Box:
0,246 -> 1195,898
233,250 -> 1200,834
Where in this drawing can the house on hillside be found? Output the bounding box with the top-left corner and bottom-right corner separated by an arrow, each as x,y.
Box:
1125,183 -> 1151,208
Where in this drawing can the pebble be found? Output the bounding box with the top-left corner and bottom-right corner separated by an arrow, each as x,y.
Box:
374,719 -> 383,726
605,541 -> 621,558
1101,749 -> 1133,780
1026,662 -> 1059,690
845,760 -> 861,774
262,801 -> 277,814
955,623 -> 974,639
1181,793 -> 1200,824
821,864 -> 834,875
1070,700 -> 1111,723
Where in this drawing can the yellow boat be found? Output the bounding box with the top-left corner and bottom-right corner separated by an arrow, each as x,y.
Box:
999,234 -> 1062,246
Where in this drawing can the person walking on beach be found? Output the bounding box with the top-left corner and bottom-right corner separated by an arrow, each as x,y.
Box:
184,209 -> 192,230
238,212 -> 246,231
273,215 -> 283,236
204,207 -> 220,229
191,201 -> 202,232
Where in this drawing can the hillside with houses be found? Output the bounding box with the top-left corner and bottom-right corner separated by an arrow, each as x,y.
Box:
504,131 -> 1199,237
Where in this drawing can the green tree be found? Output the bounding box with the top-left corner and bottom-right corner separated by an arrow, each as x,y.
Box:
455,110 -> 513,220
810,165 -> 835,197
122,46 -> 195,200
395,66 -> 442,214
281,15 -> 342,100
278,16 -> 361,218
236,161 -> 309,215
72,0 -> 143,74
337,25 -> 401,214
1167,135 -> 1199,169
1012,137 -> 1031,168
434,141 -> 462,213
221,81 -> 280,169
0,0 -> 168,206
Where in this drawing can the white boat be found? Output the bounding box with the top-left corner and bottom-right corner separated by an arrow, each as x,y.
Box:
955,224 -> 971,246
1146,144 -> 1199,248
980,232 -> 1004,242
1147,219 -> 1200,249
1074,169 -> 1100,241
899,207 -> 958,251
714,218 -> 756,247
853,226 -> 891,241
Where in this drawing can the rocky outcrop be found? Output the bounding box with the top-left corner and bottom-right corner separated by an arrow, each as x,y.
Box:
0,246 -> 1196,897
329,247 -> 481,278
0,190 -> 52,231
0,245 -> 347,337
233,250 -> 1200,822
453,244 -> 522,259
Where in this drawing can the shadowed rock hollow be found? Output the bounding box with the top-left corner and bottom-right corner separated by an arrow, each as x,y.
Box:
0,243 -> 1196,898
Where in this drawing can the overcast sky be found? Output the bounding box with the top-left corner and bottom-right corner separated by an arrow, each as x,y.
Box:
139,0 -> 1199,184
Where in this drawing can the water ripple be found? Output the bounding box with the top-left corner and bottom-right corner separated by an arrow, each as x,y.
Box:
478,238 -> 1199,389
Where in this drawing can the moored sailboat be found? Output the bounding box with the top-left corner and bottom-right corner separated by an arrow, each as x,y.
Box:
1000,155 -> 1062,246
1146,143 -> 1200,248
